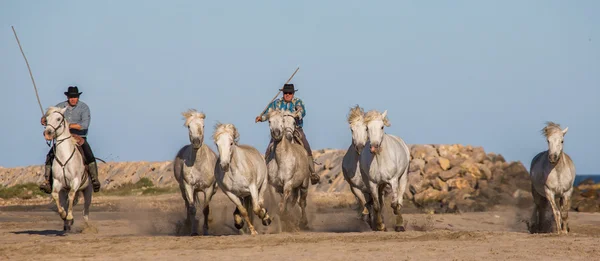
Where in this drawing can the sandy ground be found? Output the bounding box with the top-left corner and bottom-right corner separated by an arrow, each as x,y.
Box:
0,190 -> 599,261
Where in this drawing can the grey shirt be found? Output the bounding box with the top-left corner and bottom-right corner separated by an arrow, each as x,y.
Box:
55,101 -> 91,137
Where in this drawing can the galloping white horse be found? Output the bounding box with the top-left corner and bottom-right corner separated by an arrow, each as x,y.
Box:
529,122 -> 576,234
213,123 -> 272,235
341,105 -> 373,226
359,110 -> 410,232
43,106 -> 93,232
173,109 -> 218,236
265,108 -> 310,229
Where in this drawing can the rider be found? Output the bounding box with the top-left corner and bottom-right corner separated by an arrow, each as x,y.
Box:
255,83 -> 321,185
39,86 -> 101,193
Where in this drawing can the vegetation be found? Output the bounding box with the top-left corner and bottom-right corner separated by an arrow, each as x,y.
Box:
0,183 -> 46,199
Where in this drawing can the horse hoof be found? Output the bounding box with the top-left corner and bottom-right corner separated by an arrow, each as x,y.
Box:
395,226 -> 406,232
234,221 -> 245,230
262,218 -> 272,226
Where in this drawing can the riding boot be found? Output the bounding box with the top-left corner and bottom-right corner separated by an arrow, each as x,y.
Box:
307,156 -> 320,185
88,162 -> 101,192
39,164 -> 53,194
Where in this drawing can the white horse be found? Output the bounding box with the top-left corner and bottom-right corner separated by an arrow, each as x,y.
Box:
341,105 -> 373,226
213,123 -> 272,235
529,122 -> 576,234
43,106 -> 93,232
265,108 -> 310,229
173,109 -> 218,236
359,110 -> 410,232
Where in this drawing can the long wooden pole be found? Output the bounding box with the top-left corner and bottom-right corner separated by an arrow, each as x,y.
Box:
12,26 -> 44,116
256,66 -> 300,119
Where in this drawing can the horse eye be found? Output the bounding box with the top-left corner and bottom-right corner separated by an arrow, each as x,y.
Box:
561,140 -> 564,143
230,142 -> 233,146
381,126 -> 384,130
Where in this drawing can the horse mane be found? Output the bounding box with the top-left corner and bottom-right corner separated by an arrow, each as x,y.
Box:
364,110 -> 390,127
45,106 -> 63,117
182,109 -> 206,127
542,121 -> 562,137
212,123 -> 240,144
347,105 -> 364,124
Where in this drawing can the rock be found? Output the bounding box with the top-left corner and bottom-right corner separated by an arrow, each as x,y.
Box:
459,160 -> 482,179
438,157 -> 450,171
436,144 -> 461,158
408,171 -> 430,195
431,177 -> 449,192
410,145 -> 438,160
423,160 -> 443,178
439,167 -> 461,181
447,178 -> 472,191
414,188 -> 448,206
408,158 -> 425,173
477,163 -> 492,180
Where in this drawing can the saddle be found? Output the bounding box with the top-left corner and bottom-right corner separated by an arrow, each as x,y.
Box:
72,134 -> 90,176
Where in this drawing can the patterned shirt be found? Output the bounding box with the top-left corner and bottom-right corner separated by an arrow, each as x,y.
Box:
260,97 -> 306,127
55,101 -> 91,137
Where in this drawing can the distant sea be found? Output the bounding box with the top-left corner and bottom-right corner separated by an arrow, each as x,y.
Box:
574,174 -> 600,185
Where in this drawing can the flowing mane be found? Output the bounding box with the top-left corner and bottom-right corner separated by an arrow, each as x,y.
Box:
347,105 -> 364,125
542,121 -> 562,138
212,123 -> 240,144
364,110 -> 390,127
182,109 -> 205,127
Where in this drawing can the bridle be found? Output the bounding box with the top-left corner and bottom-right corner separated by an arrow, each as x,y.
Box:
46,111 -> 80,187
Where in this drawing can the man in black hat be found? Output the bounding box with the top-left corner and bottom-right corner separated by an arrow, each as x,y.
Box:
39,86 -> 101,193
255,83 -> 320,185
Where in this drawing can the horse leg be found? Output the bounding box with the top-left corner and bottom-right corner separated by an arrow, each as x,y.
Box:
280,183 -> 293,215
65,188 -> 77,232
51,186 -> 67,221
391,173 -> 408,232
298,184 -> 309,230
182,184 -> 199,236
560,188 -> 573,234
368,182 -> 385,231
224,191 -> 257,235
529,186 -> 543,233
364,192 -> 375,230
201,184 -> 216,236
349,185 -> 369,220
82,184 -> 93,224
250,184 -> 271,226
544,188 -> 561,234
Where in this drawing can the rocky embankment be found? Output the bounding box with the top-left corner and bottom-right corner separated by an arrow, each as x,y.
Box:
1,144 -> 596,213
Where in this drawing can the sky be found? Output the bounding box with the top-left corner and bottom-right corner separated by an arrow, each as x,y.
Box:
0,1 -> 598,174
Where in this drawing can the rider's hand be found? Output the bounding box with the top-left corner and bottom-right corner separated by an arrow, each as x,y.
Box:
255,116 -> 262,123
40,116 -> 46,126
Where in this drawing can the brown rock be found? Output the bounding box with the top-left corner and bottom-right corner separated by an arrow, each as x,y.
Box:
410,145 -> 438,160
478,163 -> 492,180
408,171 -> 430,195
438,157 -> 450,171
414,187 -> 448,206
408,158 -> 425,173
423,159 -> 443,177
431,177 -> 449,192
460,160 -> 482,179
447,178 -> 471,190
439,167 -> 461,181
436,144 -> 461,158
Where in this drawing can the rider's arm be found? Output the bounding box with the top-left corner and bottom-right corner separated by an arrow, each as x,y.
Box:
294,99 -> 306,120
79,103 -> 91,130
259,100 -> 277,122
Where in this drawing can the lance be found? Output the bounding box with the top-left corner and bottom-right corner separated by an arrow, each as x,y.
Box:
255,66 -> 300,121
12,26 -> 44,116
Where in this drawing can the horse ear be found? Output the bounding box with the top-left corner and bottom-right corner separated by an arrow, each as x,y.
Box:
562,127 -> 568,136
382,110 -> 387,119
382,110 -> 390,127
60,106 -> 68,114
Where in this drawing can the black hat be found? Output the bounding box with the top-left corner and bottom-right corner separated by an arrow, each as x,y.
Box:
279,83 -> 297,94
64,86 -> 82,97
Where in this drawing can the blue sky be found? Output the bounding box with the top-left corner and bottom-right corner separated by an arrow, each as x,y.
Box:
1,1 -> 598,173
